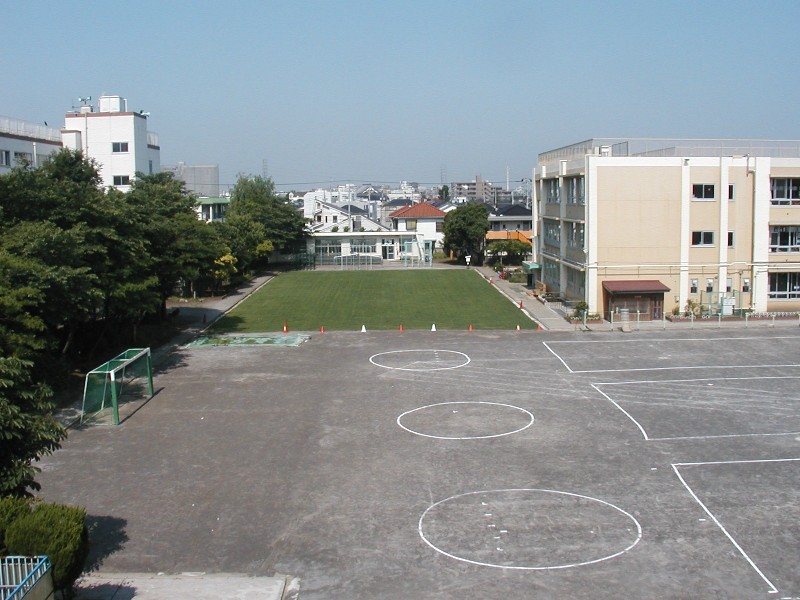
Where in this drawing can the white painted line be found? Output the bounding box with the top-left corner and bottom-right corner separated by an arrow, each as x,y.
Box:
671,462 -> 788,594
545,335 -> 800,344
418,488 -> 642,571
595,375 -> 800,386
369,349 -> 470,371
673,457 -> 800,468
590,384 -> 650,440
592,377 -> 800,441
541,342 -> 574,373
397,401 -> 534,440
572,363 -> 800,374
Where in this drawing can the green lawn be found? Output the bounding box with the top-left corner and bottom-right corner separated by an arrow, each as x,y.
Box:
212,269 -> 535,332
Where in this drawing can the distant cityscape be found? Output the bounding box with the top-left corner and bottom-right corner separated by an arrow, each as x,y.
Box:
3,95 -> 800,320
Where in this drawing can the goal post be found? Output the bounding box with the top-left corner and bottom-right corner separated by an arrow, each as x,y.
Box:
81,348 -> 154,425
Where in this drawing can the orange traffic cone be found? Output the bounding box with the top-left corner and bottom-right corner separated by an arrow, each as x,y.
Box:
399,324 -> 404,332
283,322 -> 288,333
320,325 -> 325,333
519,300 -> 524,309
515,324 -> 521,331
537,323 -> 543,331
468,324 -> 473,332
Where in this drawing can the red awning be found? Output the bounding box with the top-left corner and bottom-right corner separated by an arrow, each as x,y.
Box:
602,280 -> 670,294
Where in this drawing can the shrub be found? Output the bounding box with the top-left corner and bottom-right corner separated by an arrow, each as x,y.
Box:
0,496 -> 33,550
573,301 -> 589,318
5,502 -> 89,593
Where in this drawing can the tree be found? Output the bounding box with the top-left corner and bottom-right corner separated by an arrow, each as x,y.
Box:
443,203 -> 490,264
0,356 -> 65,496
226,175 -> 306,258
438,185 -> 450,202
0,149 -> 155,355
125,172 -> 226,315
487,239 -> 531,266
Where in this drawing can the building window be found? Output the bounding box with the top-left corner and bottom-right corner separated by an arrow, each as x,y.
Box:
768,272 -> 800,299
726,277 -> 733,293
769,225 -> 800,253
435,221 -> 443,232
113,175 -> 131,186
351,239 -> 376,253
692,184 -> 715,200
112,142 -> 129,153
706,279 -> 714,293
543,220 -> 561,245
405,219 -> 417,231
728,231 -> 735,248
690,279 -> 698,294
546,179 -> 560,204
691,231 -> 714,246
315,239 -> 341,256
771,178 -> 800,206
742,278 -> 750,293
728,184 -> 735,200
332,215 -> 338,223
0,150 -> 10,166
13,151 -> 32,163
566,177 -> 585,205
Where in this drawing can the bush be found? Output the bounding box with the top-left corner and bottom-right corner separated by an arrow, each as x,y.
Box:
0,496 -> 33,550
573,301 -> 589,318
5,502 -> 89,593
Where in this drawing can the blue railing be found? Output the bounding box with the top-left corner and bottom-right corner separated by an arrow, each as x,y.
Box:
0,556 -> 52,600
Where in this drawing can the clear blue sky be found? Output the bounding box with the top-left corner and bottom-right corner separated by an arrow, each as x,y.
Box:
4,0 -> 799,191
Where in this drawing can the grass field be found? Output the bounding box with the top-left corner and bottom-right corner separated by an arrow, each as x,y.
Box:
212,269 -> 536,332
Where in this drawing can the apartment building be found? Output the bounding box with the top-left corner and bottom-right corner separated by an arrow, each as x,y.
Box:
0,116 -> 62,174
534,138 -> 800,318
61,95 -> 160,191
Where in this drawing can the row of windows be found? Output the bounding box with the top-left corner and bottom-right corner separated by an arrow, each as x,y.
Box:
692,230 -> 735,247
769,272 -> 800,299
543,178 -> 800,206
692,184 -> 735,200
693,226 -> 800,251
0,150 -> 32,166
771,178 -> 800,205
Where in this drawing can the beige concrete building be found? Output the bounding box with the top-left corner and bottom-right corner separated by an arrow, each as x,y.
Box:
533,138 -> 800,319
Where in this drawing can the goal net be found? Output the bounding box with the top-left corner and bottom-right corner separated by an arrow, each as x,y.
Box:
81,348 -> 154,425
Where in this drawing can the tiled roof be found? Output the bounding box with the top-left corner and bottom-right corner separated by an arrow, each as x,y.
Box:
389,202 -> 446,219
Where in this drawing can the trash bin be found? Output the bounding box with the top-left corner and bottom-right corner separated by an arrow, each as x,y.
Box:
619,308 -> 632,332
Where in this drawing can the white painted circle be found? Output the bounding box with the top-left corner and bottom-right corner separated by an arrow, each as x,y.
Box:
369,349 -> 470,371
419,488 -> 642,570
397,401 -> 534,440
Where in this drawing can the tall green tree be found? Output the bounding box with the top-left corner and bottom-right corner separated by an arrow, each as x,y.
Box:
0,356 -> 65,496
438,185 -> 450,202
125,172 -> 226,315
0,253 -> 65,497
0,149 -> 153,354
225,175 -> 306,263
443,203 -> 490,264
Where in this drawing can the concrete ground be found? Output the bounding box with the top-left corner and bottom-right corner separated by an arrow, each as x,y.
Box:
40,330 -> 800,600
39,318 -> 800,598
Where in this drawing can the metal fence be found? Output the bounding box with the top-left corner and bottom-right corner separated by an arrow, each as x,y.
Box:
0,556 -> 53,600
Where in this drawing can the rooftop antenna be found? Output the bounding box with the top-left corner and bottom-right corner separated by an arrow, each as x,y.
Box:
78,96 -> 92,105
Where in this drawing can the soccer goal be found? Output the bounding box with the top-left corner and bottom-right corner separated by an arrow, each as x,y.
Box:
81,348 -> 154,425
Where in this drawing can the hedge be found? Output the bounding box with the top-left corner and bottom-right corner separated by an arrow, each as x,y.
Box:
4,500 -> 89,593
